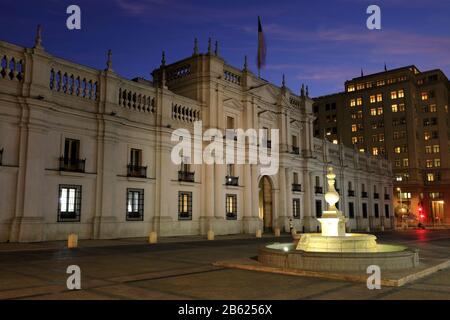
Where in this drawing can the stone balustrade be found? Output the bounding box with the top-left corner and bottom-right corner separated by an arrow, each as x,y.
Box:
118,84 -> 156,114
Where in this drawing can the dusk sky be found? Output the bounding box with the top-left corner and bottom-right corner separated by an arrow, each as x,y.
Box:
1,0 -> 450,96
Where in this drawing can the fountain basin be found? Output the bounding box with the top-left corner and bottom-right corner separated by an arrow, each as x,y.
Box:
259,243 -> 419,272
297,233 -> 378,253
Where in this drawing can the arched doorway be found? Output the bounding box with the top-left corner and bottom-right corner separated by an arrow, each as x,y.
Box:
259,176 -> 273,231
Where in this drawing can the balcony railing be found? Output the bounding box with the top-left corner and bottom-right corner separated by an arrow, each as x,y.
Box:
348,190 -> 355,197
361,191 -> 368,198
178,170 -> 195,182
127,164 -> 147,178
292,184 -> 302,192
315,186 -> 323,194
374,193 -> 380,199
225,176 -> 239,186
292,146 -> 300,155
59,156 -> 85,173
384,194 -> 390,200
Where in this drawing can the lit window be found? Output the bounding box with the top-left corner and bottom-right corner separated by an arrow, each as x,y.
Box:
377,107 -> 383,115
391,91 -> 397,99
425,146 -> 432,154
430,104 -> 437,113
127,189 -> 144,221
370,95 -> 376,103
372,147 -> 379,156
392,104 -> 398,112
350,99 -> 356,107
357,83 -> 365,90
352,137 -> 358,144
178,192 -> 193,220
370,108 -> 377,116
398,90 -> 404,98
376,80 -> 385,87
379,134 -> 385,142
426,160 -> 433,168
359,148 -> 365,153
351,124 -> 357,132
394,147 -> 401,154
395,160 -> 401,167
58,185 -> 81,222
399,103 -> 405,111
347,85 -> 355,92
433,145 -> 440,153
434,159 -> 441,167
402,158 -> 409,167
427,173 -> 435,182
421,92 -> 428,100
424,132 -> 431,141
226,194 -> 237,220
357,98 -> 363,106
376,94 -> 383,102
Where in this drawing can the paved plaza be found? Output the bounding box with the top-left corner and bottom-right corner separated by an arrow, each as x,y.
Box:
0,230 -> 449,300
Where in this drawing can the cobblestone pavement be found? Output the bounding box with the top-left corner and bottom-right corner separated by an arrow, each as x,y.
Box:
0,230 -> 449,300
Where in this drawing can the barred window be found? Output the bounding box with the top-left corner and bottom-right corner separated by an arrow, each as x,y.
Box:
385,204 -> 390,218
226,194 -> 237,220
293,199 -> 301,219
58,185 -> 82,222
126,188 -> 144,221
349,202 -> 355,219
362,203 -> 368,219
374,203 -> 380,218
178,191 -> 192,220
315,200 -> 322,218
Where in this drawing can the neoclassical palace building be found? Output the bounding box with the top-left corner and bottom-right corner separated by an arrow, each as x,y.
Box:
0,30 -> 394,242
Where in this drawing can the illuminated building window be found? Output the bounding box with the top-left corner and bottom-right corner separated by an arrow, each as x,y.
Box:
372,147 -> 379,156
372,134 -> 378,142
350,99 -> 356,107
352,137 -> 358,144
434,159 -> 441,167
376,94 -> 383,102
359,148 -> 365,153
357,111 -> 363,118
347,85 -> 355,92
427,173 -> 435,182
426,160 -> 433,168
226,194 -> 237,220
392,104 -> 398,112
402,158 -> 409,167
433,145 -> 440,153
351,124 -> 357,132
376,80 -> 385,86
398,90 -> 404,98
430,104 -> 437,112
391,91 -> 397,99
399,103 -> 405,112
379,134 -> 385,142
356,98 -> 363,106
395,160 -> 401,167
366,82 -> 373,88
424,132 -> 431,141
351,113 -> 357,119
332,139 -> 338,144
370,108 -> 377,116
425,146 -> 432,154
178,191 -> 193,220
400,192 -> 412,199
357,84 -> 365,90
377,107 -> 383,115
421,92 -> 428,100
358,136 -> 364,143
430,192 -> 442,199
370,95 -> 376,103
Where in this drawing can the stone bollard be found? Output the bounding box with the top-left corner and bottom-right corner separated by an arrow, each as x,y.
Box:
274,228 -> 281,237
207,230 -> 214,241
149,231 -> 158,244
256,229 -> 262,238
67,233 -> 78,249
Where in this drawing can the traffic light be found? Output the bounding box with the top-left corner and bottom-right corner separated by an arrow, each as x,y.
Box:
418,205 -> 425,220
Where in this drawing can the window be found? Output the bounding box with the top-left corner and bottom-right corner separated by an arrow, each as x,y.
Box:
377,107 -> 383,115
64,138 -> 80,161
349,202 -> 355,219
58,185 -> 82,222
372,147 -> 379,156
362,203 -> 368,219
392,104 -> 398,112
351,124 -> 357,132
178,192 -> 192,220
350,99 -> 356,107
370,108 -> 377,116
398,90 -> 404,98
130,149 -> 142,167
370,95 -> 376,103
424,132 -> 431,141
391,91 -> 397,99
226,194 -> 237,220
398,103 -> 405,112
315,176 -> 320,187
374,204 -> 379,218
421,92 -> 428,100
402,158 -> 409,167
425,146 -> 432,154
293,172 -> 299,184
427,173 -> 435,182
347,85 -> 355,92
126,188 -> 144,221
430,104 -> 437,113
226,116 -> 235,129
315,200 -> 322,218
433,145 -> 440,153
376,94 -> 383,102
385,204 -> 390,218
434,159 -> 441,167
352,137 -> 358,144
426,159 -> 433,168
356,98 -> 363,106
395,160 -> 401,167
293,199 -> 301,219
376,80 -> 385,87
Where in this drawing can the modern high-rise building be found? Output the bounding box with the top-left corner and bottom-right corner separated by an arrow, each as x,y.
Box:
313,66 -> 450,226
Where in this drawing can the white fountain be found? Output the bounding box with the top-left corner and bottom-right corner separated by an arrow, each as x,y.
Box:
296,167 -> 378,253
258,166 -> 419,272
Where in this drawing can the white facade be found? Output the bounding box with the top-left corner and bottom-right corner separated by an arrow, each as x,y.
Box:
0,35 -> 395,242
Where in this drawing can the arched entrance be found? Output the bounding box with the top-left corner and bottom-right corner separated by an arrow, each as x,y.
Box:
259,176 -> 273,231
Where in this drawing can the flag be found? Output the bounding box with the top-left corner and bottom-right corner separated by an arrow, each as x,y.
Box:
257,16 -> 267,74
